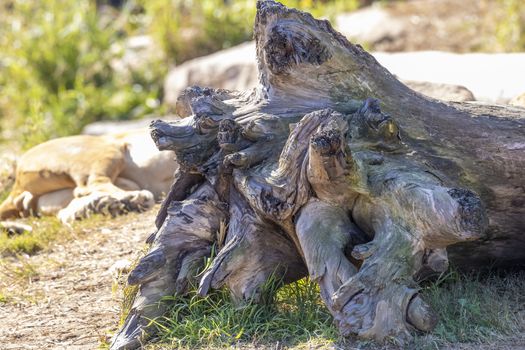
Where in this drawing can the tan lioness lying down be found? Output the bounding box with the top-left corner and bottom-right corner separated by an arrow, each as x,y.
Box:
0,129 -> 177,224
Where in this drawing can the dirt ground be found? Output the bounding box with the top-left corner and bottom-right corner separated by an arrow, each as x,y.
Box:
1,209 -> 523,349
0,210 -> 154,350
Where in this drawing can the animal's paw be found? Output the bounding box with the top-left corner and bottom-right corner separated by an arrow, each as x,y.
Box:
58,190 -> 154,223
0,221 -> 33,235
58,192 -> 115,223
113,190 -> 155,214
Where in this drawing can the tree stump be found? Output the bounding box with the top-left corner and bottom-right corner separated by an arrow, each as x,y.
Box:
111,1 -> 525,349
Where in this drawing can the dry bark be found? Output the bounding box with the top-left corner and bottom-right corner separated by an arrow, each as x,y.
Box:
111,1 -> 524,349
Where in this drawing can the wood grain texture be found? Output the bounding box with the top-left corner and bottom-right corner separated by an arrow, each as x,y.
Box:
111,1 -> 524,348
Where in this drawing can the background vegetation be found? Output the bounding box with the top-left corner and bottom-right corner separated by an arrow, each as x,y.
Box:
496,0 -> 525,51
1,0 -> 523,149
0,0 -> 164,148
0,0 -> 364,149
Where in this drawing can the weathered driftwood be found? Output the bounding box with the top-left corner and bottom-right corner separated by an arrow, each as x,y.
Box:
163,40 -> 480,109
111,1 -> 525,349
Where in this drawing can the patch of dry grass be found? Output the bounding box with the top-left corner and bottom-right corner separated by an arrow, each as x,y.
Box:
0,215 -> 108,256
0,210 -> 153,308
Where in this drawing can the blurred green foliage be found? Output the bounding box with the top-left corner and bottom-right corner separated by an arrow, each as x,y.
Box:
139,0 -> 361,67
495,0 -> 525,52
139,0 -> 256,64
0,0 -> 363,148
1,0 -> 522,149
0,0 -> 165,148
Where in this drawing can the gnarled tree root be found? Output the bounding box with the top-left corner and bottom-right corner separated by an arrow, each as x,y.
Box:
107,1 -> 523,348
199,187 -> 306,303
111,183 -> 227,350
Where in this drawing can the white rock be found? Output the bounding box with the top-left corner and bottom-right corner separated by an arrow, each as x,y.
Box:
163,42 -> 258,109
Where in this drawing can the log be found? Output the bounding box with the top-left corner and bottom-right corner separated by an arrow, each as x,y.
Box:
111,183 -> 227,350
162,40 -> 481,109
111,1 -> 525,349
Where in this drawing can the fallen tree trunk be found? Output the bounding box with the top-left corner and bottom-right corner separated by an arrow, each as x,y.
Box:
163,40 -> 479,108
111,1 -> 525,348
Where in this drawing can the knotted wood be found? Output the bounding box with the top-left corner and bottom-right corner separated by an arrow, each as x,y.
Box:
111,1 -> 524,349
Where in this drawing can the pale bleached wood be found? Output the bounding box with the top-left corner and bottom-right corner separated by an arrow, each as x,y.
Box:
111,1 -> 524,349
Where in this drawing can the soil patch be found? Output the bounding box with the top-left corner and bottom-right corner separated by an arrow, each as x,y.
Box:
0,210 -> 154,350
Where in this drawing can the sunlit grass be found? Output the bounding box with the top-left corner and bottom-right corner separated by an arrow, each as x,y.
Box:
416,269 -> 525,347
0,0 -> 166,148
141,269 -> 524,349
0,217 -> 62,256
0,215 -> 109,256
149,278 -> 336,349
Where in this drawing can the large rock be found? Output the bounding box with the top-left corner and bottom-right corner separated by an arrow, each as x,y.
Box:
373,51 -> 525,104
403,80 -> 475,102
163,42 -> 477,107
163,42 -> 258,110
82,116 -> 179,135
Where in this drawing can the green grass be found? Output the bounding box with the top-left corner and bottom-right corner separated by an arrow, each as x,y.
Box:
144,270 -> 524,349
150,278 -> 337,349
416,270 -> 525,348
0,214 -> 108,256
0,0 -> 166,148
0,217 -> 63,256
